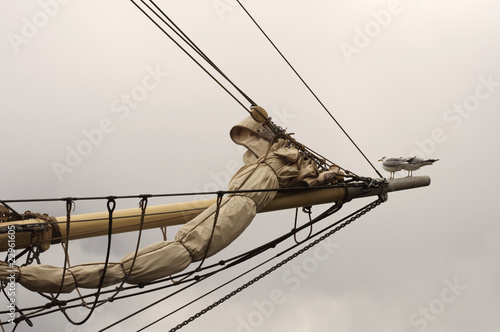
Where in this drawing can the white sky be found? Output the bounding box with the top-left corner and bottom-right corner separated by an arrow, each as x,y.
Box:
1,0 -> 499,331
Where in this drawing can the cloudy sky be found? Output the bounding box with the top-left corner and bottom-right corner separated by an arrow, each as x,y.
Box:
1,0 -> 499,331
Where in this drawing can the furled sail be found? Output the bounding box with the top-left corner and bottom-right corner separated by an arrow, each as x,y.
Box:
0,115 -> 342,293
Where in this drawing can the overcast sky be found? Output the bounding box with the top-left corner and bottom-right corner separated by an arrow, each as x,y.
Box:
1,0 -> 499,331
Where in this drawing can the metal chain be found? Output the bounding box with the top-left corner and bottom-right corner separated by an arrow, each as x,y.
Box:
168,198 -> 384,332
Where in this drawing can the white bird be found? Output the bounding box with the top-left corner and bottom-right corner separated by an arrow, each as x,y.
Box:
401,156 -> 439,177
378,156 -> 409,179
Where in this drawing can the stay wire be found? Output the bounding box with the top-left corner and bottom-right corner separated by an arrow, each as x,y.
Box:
0,285 -> 33,328
97,277 -> 200,331
235,0 -> 383,178
6,201 -> 337,321
6,194 -> 375,326
0,200 -> 21,219
140,0 -> 366,180
147,199 -> 383,332
0,182 -> 367,234
97,201 -> 343,331
5,193 -> 339,325
127,208 -> 338,331
2,180 -> 382,323
131,0 -> 252,112
0,180 -> 366,205
146,0 -> 257,107
136,203 -> 343,331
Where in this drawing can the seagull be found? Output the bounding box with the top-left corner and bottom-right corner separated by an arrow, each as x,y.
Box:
378,156 -> 409,179
401,156 -> 439,177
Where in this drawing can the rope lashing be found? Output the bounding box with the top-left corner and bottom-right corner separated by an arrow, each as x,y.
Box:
55,197 -> 117,326
293,206 -> 313,244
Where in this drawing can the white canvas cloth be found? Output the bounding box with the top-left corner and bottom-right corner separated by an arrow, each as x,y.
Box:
0,116 -> 341,293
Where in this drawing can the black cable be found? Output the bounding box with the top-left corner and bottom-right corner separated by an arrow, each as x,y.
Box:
0,2 -> 392,326
97,278 -> 200,331
0,200 -> 21,219
57,198 -> 116,326
82,202 -> 343,331
108,196 -> 148,298
0,181 -> 365,205
137,0 -> 376,181
235,0 -> 383,178
3,193 -> 380,327
0,182 -> 369,241
144,199 -> 382,331
113,203 -> 345,330
146,0 -> 257,107
47,198 -> 74,302
1,285 -> 33,328
130,0 -> 252,112
8,201 -> 339,316
0,181 -> 374,254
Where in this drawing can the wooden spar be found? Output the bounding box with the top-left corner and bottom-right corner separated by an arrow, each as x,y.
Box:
0,176 -> 430,251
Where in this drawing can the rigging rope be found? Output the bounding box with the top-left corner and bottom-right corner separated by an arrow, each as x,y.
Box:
146,198 -> 384,331
0,181 -> 368,206
293,206 -> 313,244
147,0 -> 258,107
3,197 -> 340,325
49,197 -> 116,326
98,187 -> 381,331
0,181 -> 381,254
0,201 -> 20,220
131,0 -> 255,112
2,202 -> 340,321
0,2 -> 393,328
0,181 -> 386,329
0,182 -> 371,238
132,0 -> 380,181
123,0 -> 382,182
104,195 -> 149,304
53,198 -> 74,299
98,201 -> 344,331
235,0 -> 383,178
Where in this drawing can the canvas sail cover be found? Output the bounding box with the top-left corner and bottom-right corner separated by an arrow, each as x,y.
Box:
0,116 -> 341,293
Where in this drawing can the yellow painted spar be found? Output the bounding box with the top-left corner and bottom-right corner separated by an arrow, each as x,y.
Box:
0,176 -> 430,251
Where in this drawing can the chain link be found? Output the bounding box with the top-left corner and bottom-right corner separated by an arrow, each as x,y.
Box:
168,198 -> 383,332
